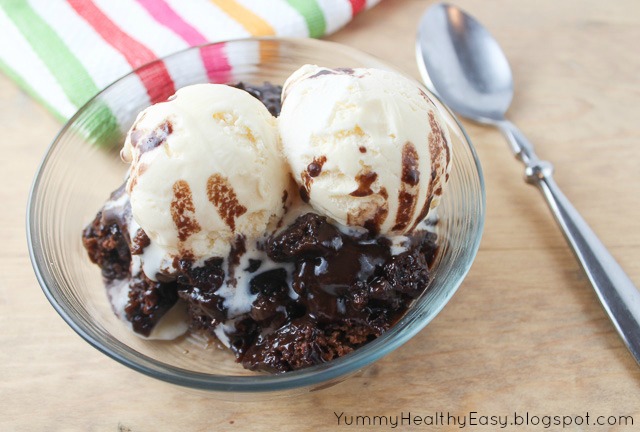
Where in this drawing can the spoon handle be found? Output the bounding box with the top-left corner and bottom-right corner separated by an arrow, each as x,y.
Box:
500,121 -> 640,364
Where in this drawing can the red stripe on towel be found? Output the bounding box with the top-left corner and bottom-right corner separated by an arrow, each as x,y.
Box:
349,0 -> 366,16
68,0 -> 176,102
136,0 -> 231,83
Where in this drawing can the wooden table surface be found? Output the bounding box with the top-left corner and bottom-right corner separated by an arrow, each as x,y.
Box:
2,0 -> 639,430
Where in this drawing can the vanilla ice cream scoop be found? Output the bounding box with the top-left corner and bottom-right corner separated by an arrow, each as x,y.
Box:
121,84 -> 290,277
278,65 -> 452,235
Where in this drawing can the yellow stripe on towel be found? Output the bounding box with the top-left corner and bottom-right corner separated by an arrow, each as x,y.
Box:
209,0 -> 275,36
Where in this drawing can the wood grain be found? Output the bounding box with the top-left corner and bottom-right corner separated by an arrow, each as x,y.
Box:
2,0 -> 639,430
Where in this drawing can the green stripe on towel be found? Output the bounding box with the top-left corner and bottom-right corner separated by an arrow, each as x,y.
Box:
285,0 -> 326,38
0,1 -> 120,147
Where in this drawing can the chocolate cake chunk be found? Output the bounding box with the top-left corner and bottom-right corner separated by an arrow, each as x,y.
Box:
241,318 -> 330,372
420,230 -> 439,264
378,250 -> 430,298
248,268 -> 291,323
266,213 -> 343,261
176,258 -> 226,332
82,185 -> 131,281
240,318 -> 381,372
125,273 -> 179,336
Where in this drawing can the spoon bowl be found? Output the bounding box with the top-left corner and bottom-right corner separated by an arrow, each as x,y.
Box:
416,3 -> 513,122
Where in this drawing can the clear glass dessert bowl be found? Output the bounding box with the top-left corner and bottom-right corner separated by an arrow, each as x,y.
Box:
27,38 -> 485,397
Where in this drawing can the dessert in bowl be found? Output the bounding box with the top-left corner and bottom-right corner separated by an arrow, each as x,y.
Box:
28,38 -> 484,395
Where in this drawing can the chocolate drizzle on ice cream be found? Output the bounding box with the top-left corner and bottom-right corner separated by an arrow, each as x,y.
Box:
393,142 -> 421,232
206,174 -> 248,232
171,180 -> 201,242
350,170 -> 378,197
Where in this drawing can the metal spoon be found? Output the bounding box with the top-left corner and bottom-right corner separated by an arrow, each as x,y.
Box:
417,2 -> 640,365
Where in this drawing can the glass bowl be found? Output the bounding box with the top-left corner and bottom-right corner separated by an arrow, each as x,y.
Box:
27,38 -> 485,397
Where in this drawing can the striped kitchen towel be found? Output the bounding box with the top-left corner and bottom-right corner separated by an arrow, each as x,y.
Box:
0,0 -> 380,122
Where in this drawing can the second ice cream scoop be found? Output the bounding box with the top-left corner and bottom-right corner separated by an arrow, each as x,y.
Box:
278,65 -> 452,235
